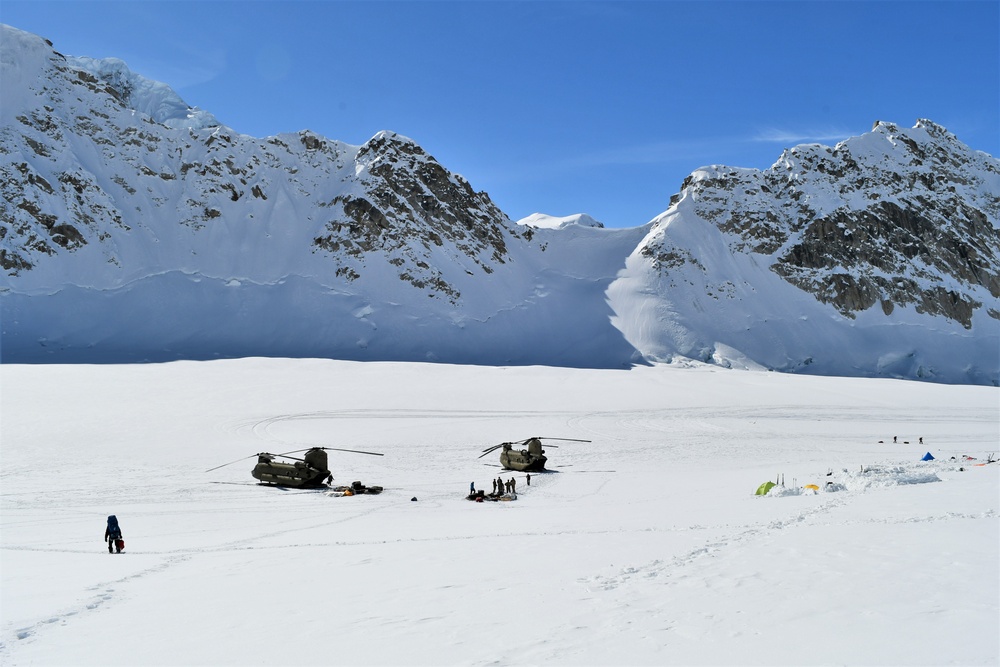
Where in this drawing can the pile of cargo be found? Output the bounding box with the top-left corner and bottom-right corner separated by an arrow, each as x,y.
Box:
328,480 -> 384,496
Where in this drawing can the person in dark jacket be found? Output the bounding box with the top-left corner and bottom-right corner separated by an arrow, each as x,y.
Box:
105,515 -> 123,554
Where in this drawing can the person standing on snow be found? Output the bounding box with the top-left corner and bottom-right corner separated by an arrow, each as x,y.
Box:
105,515 -> 123,554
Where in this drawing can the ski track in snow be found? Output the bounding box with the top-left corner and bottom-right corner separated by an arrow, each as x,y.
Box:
5,554 -> 192,648
583,494 -> 851,592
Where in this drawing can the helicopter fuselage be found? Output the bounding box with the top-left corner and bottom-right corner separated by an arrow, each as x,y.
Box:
498,439 -> 547,472
251,448 -> 330,488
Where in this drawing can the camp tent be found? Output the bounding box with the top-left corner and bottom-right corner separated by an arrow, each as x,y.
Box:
921,452 -> 935,461
755,481 -> 776,496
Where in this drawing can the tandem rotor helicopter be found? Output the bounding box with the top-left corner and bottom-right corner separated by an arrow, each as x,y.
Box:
478,437 -> 591,472
206,446 -> 384,489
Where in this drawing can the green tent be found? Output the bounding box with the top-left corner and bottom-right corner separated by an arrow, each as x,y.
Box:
755,481 -> 777,496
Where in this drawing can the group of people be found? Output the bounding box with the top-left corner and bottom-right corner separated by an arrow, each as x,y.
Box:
469,474 -> 531,499
492,476 -> 517,495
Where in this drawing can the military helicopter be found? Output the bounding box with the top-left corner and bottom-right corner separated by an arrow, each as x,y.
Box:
478,437 -> 591,472
206,446 -> 383,488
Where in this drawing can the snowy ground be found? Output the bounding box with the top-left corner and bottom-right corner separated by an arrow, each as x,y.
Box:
1,359 -> 997,666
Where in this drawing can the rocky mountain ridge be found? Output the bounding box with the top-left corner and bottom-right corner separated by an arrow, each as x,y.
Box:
639,119 -> 999,326
611,119 -> 999,383
0,26 -> 527,303
1,25 -> 997,384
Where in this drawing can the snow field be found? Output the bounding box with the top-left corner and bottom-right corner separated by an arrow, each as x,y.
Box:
1,359 -> 997,665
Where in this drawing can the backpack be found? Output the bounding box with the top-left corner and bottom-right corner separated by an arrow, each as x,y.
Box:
107,515 -> 121,538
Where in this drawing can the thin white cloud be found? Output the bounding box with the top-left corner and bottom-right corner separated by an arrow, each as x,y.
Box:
481,127 -> 862,186
752,128 -> 854,144
564,129 -> 857,171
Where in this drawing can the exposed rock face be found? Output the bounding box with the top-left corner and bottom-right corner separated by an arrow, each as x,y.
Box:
645,120 -> 1000,329
613,120 -> 999,384
312,131 -> 522,300
0,26 -> 524,302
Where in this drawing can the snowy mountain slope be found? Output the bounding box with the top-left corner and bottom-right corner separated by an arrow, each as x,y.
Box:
0,25 -> 642,367
1,25 -> 998,383
518,212 -> 605,230
0,25 -> 521,296
609,121 -> 1000,385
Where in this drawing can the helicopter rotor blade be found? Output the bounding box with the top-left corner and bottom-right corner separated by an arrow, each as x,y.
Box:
478,444 -> 504,459
205,453 -> 269,473
509,436 -> 590,446
273,446 -> 384,458
279,455 -> 307,462
272,448 -> 313,458
320,446 -> 384,457
208,444 -> 383,473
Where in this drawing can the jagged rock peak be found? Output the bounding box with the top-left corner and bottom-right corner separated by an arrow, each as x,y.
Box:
361,130 -> 424,154
645,119 -> 1000,331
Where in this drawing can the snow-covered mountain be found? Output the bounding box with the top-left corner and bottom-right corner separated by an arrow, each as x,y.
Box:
609,120 -> 1000,385
1,25 -> 997,384
518,212 -> 605,230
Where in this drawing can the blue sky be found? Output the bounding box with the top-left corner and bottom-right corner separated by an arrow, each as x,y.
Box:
2,1 -> 997,228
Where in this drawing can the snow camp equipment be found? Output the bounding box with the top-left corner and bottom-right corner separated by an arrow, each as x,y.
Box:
478,437 -> 591,472
466,489 -> 516,503
206,447 -> 383,488
116,538 -> 125,552
754,481 -> 776,496
921,452 -> 935,461
328,480 -> 383,496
